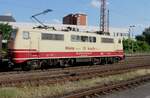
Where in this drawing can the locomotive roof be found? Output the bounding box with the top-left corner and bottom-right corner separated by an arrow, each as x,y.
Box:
17,26 -> 116,39
9,22 -> 128,33
8,22 -> 127,39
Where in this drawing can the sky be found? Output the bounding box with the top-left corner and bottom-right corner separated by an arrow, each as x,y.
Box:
0,0 -> 150,35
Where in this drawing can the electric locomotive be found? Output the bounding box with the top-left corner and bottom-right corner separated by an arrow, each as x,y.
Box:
8,25 -> 124,70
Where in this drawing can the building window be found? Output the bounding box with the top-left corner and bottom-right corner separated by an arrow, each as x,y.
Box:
42,33 -> 64,41
23,31 -> 30,40
101,38 -> 114,43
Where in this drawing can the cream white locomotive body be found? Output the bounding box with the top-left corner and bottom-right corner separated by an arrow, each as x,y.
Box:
8,26 -> 124,68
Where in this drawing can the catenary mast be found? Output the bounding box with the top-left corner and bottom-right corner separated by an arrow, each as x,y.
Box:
100,0 -> 109,34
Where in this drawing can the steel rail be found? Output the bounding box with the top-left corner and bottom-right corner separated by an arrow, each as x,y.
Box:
0,64 -> 149,87
60,75 -> 150,98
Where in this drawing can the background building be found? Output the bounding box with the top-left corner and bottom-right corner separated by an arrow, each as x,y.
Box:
0,15 -> 16,22
63,13 -> 87,26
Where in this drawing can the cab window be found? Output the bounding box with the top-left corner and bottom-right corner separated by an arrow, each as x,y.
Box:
23,31 -> 30,39
10,29 -> 18,40
11,31 -> 16,40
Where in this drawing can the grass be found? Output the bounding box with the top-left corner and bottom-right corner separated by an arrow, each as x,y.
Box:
0,88 -> 19,98
0,69 -> 150,98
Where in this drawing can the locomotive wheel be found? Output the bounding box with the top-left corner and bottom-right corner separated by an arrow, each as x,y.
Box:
59,59 -> 74,67
100,57 -> 106,65
110,57 -> 115,64
107,57 -> 114,64
22,60 -> 39,71
59,60 -> 64,67
22,64 -> 30,71
69,59 -> 75,66
114,57 -> 119,63
40,60 -> 48,69
7,61 -> 14,71
65,59 -> 76,67
59,59 -> 68,68
92,58 -> 102,65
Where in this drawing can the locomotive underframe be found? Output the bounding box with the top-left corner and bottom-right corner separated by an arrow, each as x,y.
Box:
12,56 -> 123,70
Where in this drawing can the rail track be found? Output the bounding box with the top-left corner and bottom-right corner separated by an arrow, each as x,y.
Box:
0,65 -> 146,87
0,55 -> 149,76
0,55 -> 149,98
0,56 -> 150,86
60,75 -> 150,98
0,55 -> 149,87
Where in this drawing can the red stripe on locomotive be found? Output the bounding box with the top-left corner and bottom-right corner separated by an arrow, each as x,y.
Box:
10,49 -> 124,63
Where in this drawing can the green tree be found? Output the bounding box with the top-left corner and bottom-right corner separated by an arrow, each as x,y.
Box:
136,27 -> 150,45
123,39 -> 150,53
136,35 -> 145,41
0,23 -> 13,58
123,39 -> 133,53
143,27 -> 150,45
0,23 -> 13,40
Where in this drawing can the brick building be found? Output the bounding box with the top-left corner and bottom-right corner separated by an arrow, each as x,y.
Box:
63,13 -> 87,26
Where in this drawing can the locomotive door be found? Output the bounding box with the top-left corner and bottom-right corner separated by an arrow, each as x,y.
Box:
29,32 -> 40,59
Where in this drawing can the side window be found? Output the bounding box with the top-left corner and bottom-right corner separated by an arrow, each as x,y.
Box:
101,38 -> 114,43
93,37 -> 96,42
71,35 -> 81,42
42,33 -> 52,40
11,31 -> 16,40
23,31 -> 30,40
71,35 -> 77,42
89,37 -> 96,43
71,35 -> 96,43
55,34 -> 64,40
76,35 -> 81,41
41,33 -> 64,41
81,36 -> 88,42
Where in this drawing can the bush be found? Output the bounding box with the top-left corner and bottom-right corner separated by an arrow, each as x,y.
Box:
123,39 -> 150,53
